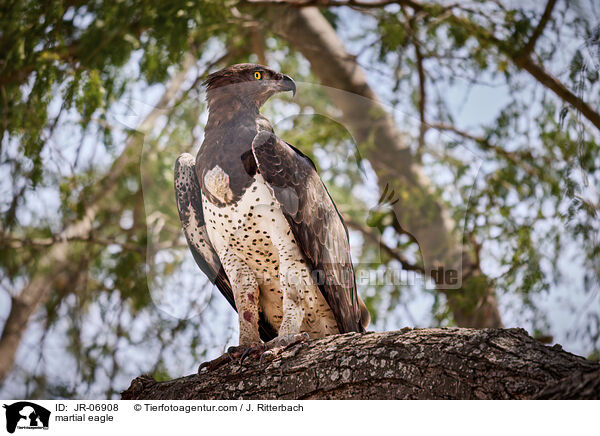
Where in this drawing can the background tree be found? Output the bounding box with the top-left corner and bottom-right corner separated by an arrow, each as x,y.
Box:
0,0 -> 598,398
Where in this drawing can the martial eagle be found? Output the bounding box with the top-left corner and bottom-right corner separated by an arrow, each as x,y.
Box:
174,63 -> 369,358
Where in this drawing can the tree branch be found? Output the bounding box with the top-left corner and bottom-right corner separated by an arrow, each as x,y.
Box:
440,5 -> 600,131
533,367 -> 600,399
429,122 -> 543,179
345,217 -> 424,273
3,235 -> 146,254
122,328 -> 600,400
513,55 -> 600,130
415,43 -> 427,154
250,0 -> 600,131
516,0 -> 557,60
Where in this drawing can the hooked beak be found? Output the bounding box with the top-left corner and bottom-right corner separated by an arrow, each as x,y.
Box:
280,74 -> 296,97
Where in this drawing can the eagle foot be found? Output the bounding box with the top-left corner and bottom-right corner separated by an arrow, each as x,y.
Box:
198,333 -> 310,373
198,353 -> 233,373
196,341 -> 264,373
227,342 -> 264,362
196,341 -> 265,372
259,332 -> 310,364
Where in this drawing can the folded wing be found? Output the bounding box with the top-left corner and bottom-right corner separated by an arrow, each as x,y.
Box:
251,132 -> 363,333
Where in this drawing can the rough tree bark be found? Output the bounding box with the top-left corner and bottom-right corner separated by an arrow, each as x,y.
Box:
121,328 -> 599,400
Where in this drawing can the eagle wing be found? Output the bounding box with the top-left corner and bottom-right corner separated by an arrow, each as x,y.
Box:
174,153 -> 277,341
251,131 -> 363,333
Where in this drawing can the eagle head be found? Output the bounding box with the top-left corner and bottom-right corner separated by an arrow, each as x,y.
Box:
204,63 -> 296,109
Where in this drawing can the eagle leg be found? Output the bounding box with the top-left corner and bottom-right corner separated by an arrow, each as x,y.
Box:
218,250 -> 262,346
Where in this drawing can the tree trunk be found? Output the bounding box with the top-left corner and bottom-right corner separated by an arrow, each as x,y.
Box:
261,6 -> 503,328
121,328 -> 599,400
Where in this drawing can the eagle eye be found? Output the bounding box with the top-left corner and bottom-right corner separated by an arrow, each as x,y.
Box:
254,71 -> 262,80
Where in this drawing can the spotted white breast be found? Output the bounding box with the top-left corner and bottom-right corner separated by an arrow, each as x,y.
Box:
201,169 -> 339,338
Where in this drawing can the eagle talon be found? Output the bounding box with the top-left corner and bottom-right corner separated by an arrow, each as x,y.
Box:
259,332 -> 311,362
226,335 -> 308,367
259,349 -> 277,365
198,352 -> 233,373
239,347 -> 252,363
239,344 -> 265,363
226,345 -> 244,362
268,332 -> 310,349
227,342 -> 266,366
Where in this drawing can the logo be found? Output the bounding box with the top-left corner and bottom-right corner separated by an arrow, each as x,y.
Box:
3,402 -> 50,433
